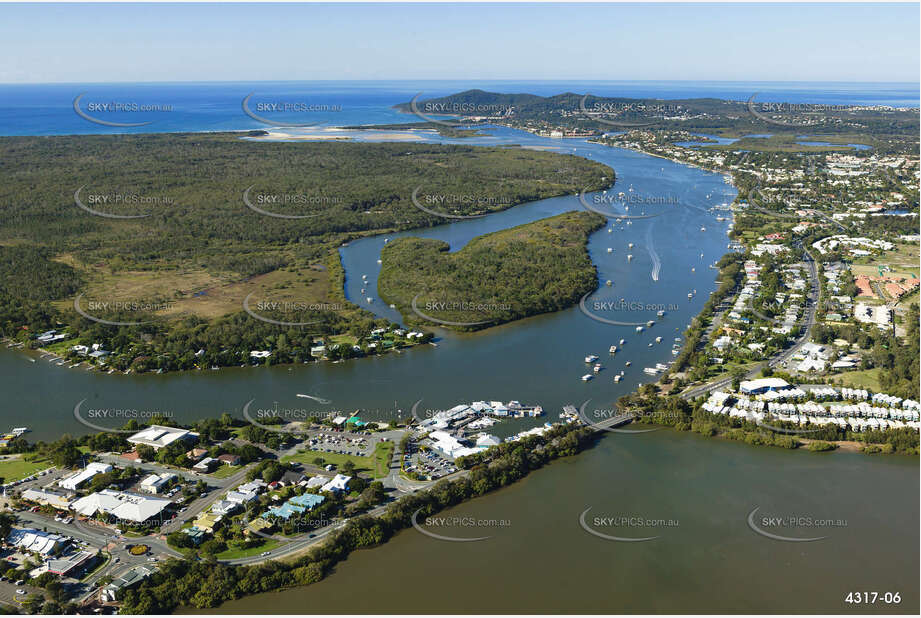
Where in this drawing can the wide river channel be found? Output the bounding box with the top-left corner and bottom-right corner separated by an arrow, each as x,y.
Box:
1,124 -> 916,613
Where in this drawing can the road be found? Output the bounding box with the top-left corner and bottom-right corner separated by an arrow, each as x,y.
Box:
680,245 -> 820,401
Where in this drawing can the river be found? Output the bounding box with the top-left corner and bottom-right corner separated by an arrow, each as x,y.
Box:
1,115 -> 917,614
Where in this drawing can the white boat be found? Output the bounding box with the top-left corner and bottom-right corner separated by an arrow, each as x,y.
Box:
657,310 -> 665,317
376,259 -> 382,264
593,364 -> 602,373
619,339 -> 625,345
655,336 -> 662,343
643,367 -> 659,375
635,326 -> 643,332
584,355 -> 599,363
625,361 -> 632,367
609,345 -> 617,353
628,242 -> 634,249
627,254 -> 633,261
648,343 -> 653,347
691,267 -> 695,272
647,320 -> 655,327
605,280 -> 613,286
366,297 -> 373,303
700,226 -> 706,232
607,228 -> 612,233
688,292 -> 694,299
672,349 -> 680,356
581,374 -> 594,381
607,248 -> 613,253
656,363 -> 669,370
613,375 -> 622,382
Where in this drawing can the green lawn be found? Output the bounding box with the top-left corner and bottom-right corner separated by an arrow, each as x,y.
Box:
208,465 -> 241,479
834,368 -> 883,391
282,450 -> 372,475
0,455 -> 51,483
283,441 -> 394,479
214,538 -> 280,560
373,441 -> 395,478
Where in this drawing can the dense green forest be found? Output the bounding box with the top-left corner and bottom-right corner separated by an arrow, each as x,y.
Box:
0,134 -> 610,371
378,211 -> 605,331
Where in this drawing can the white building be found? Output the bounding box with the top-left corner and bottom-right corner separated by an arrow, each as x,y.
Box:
127,425 -> 199,451
320,474 -> 352,493
59,462 -> 113,491
139,473 -> 177,494
72,490 -> 171,523
854,303 -> 893,328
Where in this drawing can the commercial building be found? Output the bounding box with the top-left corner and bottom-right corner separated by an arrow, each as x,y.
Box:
72,490 -> 172,524
6,528 -> 67,556
127,425 -> 199,451
320,474 -> 352,493
139,473 -> 177,494
59,462 -> 113,491
20,488 -> 74,510
739,378 -> 790,395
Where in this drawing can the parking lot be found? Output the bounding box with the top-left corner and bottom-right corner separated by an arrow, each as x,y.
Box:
305,430 -> 375,457
403,447 -> 457,480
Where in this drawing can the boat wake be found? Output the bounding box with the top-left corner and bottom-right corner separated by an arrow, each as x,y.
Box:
296,393 -> 332,404
645,221 -> 661,281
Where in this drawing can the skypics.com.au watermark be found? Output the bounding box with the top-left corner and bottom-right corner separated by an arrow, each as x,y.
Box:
242,292 -> 342,327
747,506 -> 847,542
579,506 -> 679,542
74,186 -> 174,219
73,398 -> 175,434
746,93 -> 850,128
578,293 -> 675,328
74,293 -> 174,326
410,187 -> 513,220
410,293 -> 513,328
577,96 -> 684,128
408,93 -> 514,127
410,508 -> 510,542
578,188 -> 670,220
243,186 -> 341,219
73,94 -> 173,127
242,92 -> 342,127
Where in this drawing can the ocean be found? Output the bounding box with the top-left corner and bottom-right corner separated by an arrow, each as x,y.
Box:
0,80 -> 917,137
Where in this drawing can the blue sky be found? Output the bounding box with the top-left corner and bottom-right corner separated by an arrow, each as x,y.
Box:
1,3 -> 918,83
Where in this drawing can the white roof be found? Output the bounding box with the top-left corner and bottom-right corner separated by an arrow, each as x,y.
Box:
59,462 -> 112,491
306,475 -> 329,489
72,490 -> 171,522
321,474 -> 351,492
127,425 -> 197,450
226,490 -> 257,504
740,377 -> 790,392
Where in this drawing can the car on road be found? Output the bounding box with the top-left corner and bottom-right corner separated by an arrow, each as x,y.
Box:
261,551 -> 270,556
16,589 -> 26,595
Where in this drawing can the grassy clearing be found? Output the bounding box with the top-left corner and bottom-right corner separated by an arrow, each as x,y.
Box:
208,465 -> 241,479
52,264 -> 331,321
214,538 -> 280,560
373,441 -> 395,478
282,450 -> 373,475
833,368 -> 883,391
0,454 -> 51,482
283,442 -> 394,479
